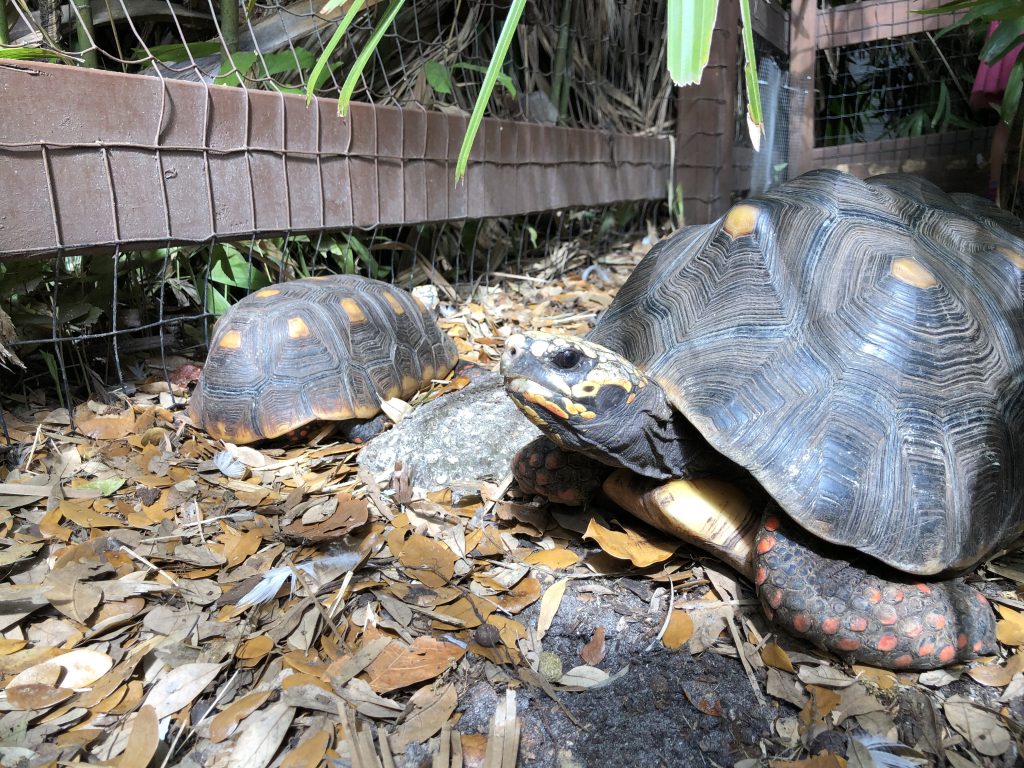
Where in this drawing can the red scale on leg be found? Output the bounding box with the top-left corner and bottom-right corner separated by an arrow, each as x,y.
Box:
820,617 -> 841,635
792,613 -> 812,633
755,566 -> 768,586
876,634 -> 898,653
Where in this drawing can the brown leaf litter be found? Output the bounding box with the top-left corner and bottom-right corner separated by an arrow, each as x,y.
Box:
0,234 -> 1022,767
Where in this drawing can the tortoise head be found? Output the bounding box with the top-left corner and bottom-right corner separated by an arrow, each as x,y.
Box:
501,331 -> 694,479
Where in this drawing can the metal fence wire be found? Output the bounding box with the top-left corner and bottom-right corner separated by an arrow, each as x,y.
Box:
2,0 -> 682,417
0,0 -> 997,425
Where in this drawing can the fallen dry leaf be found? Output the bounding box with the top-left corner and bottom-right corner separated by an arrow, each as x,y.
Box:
582,518 -> 679,567
536,578 -> 568,642
943,694 -> 1012,756
661,610 -> 693,650
580,625 -> 606,665
524,547 -> 579,569
995,604 -> 1024,646
761,643 -> 795,673
363,636 -> 466,694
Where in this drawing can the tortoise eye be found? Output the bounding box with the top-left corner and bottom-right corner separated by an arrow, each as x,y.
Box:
552,348 -> 581,369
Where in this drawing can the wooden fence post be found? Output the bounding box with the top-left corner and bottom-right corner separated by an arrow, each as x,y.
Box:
788,0 -> 816,177
676,1 -> 740,225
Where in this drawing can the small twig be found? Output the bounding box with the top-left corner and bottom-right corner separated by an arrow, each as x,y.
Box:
645,575 -> 675,652
725,611 -> 766,709
19,424 -> 42,472
119,544 -> 180,587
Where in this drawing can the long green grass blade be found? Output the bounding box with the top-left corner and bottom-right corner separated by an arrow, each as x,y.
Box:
305,0 -> 364,106
666,0 -> 718,86
337,0 -> 405,117
454,0 -> 528,182
1000,59 -> 1023,126
738,0 -> 763,149
0,46 -> 72,61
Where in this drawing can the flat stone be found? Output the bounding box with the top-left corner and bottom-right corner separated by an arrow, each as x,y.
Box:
358,372 -> 539,490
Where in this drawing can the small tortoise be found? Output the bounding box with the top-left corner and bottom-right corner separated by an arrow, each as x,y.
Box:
189,275 -> 457,444
501,170 -> 1024,670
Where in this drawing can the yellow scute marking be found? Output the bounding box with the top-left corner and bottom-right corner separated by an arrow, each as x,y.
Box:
723,204 -> 760,239
890,257 -> 937,289
341,298 -> 366,323
218,330 -> 243,349
287,317 -> 310,338
384,292 -> 406,315
997,247 -> 1024,270
255,288 -> 280,298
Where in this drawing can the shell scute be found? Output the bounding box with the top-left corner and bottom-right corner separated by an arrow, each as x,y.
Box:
589,170 -> 1024,574
189,275 -> 457,442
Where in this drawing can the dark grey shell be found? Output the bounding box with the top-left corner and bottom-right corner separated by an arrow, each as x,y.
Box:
589,170 -> 1024,575
189,275 -> 457,443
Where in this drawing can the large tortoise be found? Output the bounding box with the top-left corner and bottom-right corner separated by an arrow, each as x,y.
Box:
501,170 -> 1024,670
189,275 -> 457,444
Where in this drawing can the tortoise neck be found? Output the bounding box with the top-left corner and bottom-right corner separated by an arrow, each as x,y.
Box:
591,380 -> 724,482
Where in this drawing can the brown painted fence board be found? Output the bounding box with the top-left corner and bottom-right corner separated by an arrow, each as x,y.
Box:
0,62 -> 671,260
811,128 -> 993,193
817,0 -> 963,49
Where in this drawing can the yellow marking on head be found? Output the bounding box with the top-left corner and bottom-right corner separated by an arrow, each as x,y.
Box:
218,330 -> 243,349
563,399 -> 588,416
723,204 -> 760,239
579,410 -> 596,420
997,247 -> 1024,270
384,292 -> 406,315
287,317 -> 310,338
524,391 -> 569,420
255,288 -> 280,298
517,404 -> 544,427
890,257 -> 937,289
571,381 -> 600,399
341,297 -> 366,323
626,393 -> 636,405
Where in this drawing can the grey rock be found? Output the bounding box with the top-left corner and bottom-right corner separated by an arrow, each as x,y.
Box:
357,372 -> 539,490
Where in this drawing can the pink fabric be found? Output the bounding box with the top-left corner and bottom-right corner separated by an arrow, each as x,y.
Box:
971,21 -> 1024,111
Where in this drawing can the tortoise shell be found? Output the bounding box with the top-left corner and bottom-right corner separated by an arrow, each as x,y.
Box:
588,170 -> 1024,575
188,275 -> 457,444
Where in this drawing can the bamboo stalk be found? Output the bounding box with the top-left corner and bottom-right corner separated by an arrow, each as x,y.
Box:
550,0 -> 572,120
0,0 -> 8,45
72,0 -> 98,68
221,0 -> 239,53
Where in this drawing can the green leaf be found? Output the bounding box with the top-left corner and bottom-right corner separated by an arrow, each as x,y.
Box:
455,0 -> 527,182
214,52 -> 258,86
666,0 -> 719,86
452,63 -> 517,97
210,246 -> 270,289
0,46 -> 70,61
81,477 -> 127,496
738,0 -> 763,149
1000,59 -> 1023,126
306,0 -> 365,105
260,48 -> 316,77
39,350 -> 65,410
338,0 -> 406,117
425,61 -> 453,94
980,19 -> 1024,64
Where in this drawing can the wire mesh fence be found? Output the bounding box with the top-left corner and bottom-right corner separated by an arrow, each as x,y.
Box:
1,0 -> 677,415
0,0 -> 1001,428
815,26 -> 985,147
7,0 -> 677,133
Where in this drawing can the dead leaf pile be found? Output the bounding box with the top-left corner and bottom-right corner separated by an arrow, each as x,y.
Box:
1,237 -> 1021,767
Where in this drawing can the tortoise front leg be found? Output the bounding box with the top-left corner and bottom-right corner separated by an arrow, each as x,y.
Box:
754,513 -> 997,670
